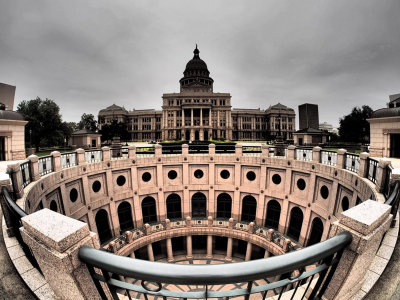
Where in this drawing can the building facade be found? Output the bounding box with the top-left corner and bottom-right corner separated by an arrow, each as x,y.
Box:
299,103 -> 319,130
98,47 -> 295,142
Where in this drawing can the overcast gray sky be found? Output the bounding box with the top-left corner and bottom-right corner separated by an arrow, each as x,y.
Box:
1,0 -> 399,128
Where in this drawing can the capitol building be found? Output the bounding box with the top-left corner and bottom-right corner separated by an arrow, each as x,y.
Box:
98,46 -> 296,142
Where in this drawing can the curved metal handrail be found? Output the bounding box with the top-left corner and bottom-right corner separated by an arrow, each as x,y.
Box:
2,186 -> 27,218
79,231 -> 352,285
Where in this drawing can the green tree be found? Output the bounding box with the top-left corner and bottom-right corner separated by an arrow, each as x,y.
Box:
99,120 -> 129,143
17,97 -> 65,150
78,113 -> 97,132
61,122 -> 78,145
339,105 -> 373,144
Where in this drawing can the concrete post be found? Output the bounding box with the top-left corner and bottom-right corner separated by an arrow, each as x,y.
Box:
267,229 -> 274,241
20,209 -> 103,300
76,148 -> 86,165
283,238 -> 291,252
312,146 -> 322,163
208,143 -> 215,155
166,238 -> 174,262
261,145 -> 269,157
336,149 -> 347,169
27,155 -> 40,181
147,244 -> 155,261
225,237 -> 233,261
51,151 -> 62,172
182,144 -> 189,156
186,216 -> 193,259
245,242 -> 253,261
375,158 -> 392,193
101,146 -> 110,161
235,144 -> 243,157
287,145 -> 296,160
358,152 -> 370,178
154,144 -> 162,157
128,145 -> 136,159
324,200 -> 392,300
6,163 -> 24,198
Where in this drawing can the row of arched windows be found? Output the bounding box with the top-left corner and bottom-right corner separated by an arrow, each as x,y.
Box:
94,194 -> 324,247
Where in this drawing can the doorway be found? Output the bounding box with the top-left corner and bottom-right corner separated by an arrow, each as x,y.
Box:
0,137 -> 5,161
390,134 -> 400,158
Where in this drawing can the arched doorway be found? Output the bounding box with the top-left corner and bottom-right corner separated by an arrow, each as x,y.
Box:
142,197 -> 157,223
287,207 -> 303,241
195,130 -> 200,141
241,195 -> 257,222
217,193 -> 232,218
166,193 -> 182,219
307,217 -> 324,246
95,209 -> 112,244
204,131 -> 209,141
192,192 -> 206,218
185,130 -> 190,141
265,200 -> 281,230
117,201 -> 134,233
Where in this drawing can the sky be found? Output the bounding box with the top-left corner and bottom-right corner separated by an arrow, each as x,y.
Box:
1,0 -> 399,128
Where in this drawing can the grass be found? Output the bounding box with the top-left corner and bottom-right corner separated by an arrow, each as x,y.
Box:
33,150 -> 72,157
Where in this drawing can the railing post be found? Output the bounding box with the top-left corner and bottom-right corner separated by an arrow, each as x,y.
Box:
51,151 -> 61,172
27,154 -> 40,181
101,146 -> 110,161
261,145 -> 269,157
182,144 -> 189,156
6,163 -> 24,198
324,200 -> 392,299
154,144 -> 162,157
358,152 -> 370,178
375,158 -> 392,193
287,145 -> 296,160
128,145 -> 136,159
20,209 -> 103,300
336,148 -> 347,169
235,144 -> 243,157
0,180 -> 15,236
208,143 -> 215,155
312,146 -> 321,163
76,148 -> 86,165
186,216 -> 192,259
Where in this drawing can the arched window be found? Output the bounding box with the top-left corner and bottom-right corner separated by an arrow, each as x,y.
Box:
118,201 -> 133,233
95,209 -> 112,244
191,192 -> 206,218
265,200 -> 281,230
166,193 -> 182,219
142,197 -> 157,224
287,207 -> 303,241
307,217 -> 324,246
241,195 -> 257,222
217,193 -> 232,218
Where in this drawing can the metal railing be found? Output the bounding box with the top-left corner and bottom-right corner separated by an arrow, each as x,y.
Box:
85,149 -> 102,163
79,231 -> 352,300
295,148 -> 313,161
345,153 -> 360,173
161,145 -> 182,155
215,144 -> 236,154
320,150 -> 337,166
1,187 -> 41,273
242,145 -> 261,156
38,155 -> 53,176
136,147 -> 155,156
61,152 -> 77,169
19,160 -> 32,188
385,181 -> 400,227
188,144 -> 209,154
367,158 -> 379,183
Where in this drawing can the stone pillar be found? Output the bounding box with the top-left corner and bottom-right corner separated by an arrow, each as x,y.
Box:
358,152 -> 370,178
375,158 -> 392,193
264,250 -> 270,258
209,143 -> 215,155
166,238 -> 174,262
51,151 -> 62,172
287,145 -> 296,160
261,145 -> 269,157
182,144 -> 189,156
207,216 -> 213,259
154,144 -> 162,157
245,242 -> 253,261
147,243 -> 155,261
76,148 -> 86,165
191,109 -> 193,127
182,108 -> 185,127
324,200 -> 392,300
27,155 -> 40,181
226,237 -> 233,261
20,209 -> 102,300
235,144 -> 243,157
186,216 -> 193,259
200,108 -> 203,126
209,109 -> 212,128
101,146 -> 110,161
283,238 -> 291,253
312,146 -> 322,163
6,163 -> 24,198
336,149 -> 347,169
128,145 -> 136,159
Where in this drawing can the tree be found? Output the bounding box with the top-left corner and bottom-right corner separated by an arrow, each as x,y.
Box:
78,113 -> 97,132
99,120 -> 129,143
17,97 -> 65,150
61,122 -> 78,145
339,105 -> 373,144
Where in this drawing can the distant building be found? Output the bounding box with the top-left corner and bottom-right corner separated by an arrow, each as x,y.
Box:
319,122 -> 334,133
70,129 -> 101,149
299,103 -> 319,130
0,83 -> 27,160
368,93 -> 400,158
98,46 -> 296,142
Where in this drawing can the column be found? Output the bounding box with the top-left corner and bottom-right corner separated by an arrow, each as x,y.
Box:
200,108 -> 203,126
336,149 -> 347,169
186,235 -> 193,259
147,244 -> 155,261
182,109 -> 185,127
245,242 -> 253,261
312,146 -> 322,163
264,250 -> 270,258
209,109 -> 212,127
191,109 -> 194,127
167,238 -> 174,262
225,237 -> 233,261
207,235 -> 213,259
